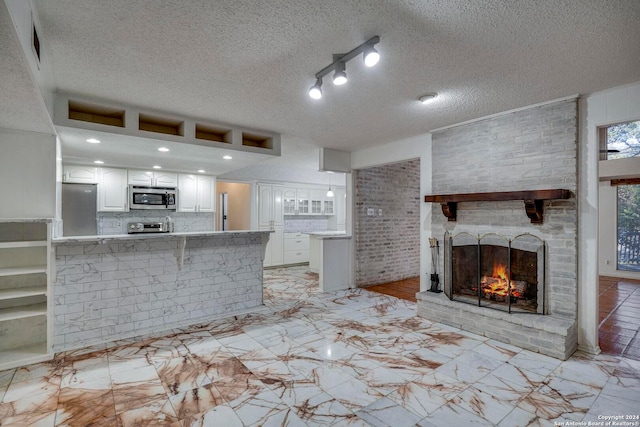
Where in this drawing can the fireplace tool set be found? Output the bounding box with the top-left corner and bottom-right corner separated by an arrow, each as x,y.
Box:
429,237 -> 442,293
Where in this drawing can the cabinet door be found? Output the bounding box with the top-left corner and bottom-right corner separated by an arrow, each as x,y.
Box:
64,165 -> 98,183
258,185 -> 273,228
297,189 -> 310,215
128,170 -> 154,186
323,199 -> 335,215
154,172 -> 178,187
98,168 -> 128,212
270,227 -> 284,266
310,190 -> 324,215
197,176 -> 216,212
272,186 -> 284,226
282,188 -> 297,215
178,174 -> 198,212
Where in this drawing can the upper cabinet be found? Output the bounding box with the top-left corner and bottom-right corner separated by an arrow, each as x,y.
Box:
310,190 -> 324,215
97,168 -> 128,212
128,170 -> 178,187
63,165 -> 98,184
178,174 -> 216,213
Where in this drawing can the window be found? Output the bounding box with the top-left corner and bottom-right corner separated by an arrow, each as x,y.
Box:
617,183 -> 640,271
600,120 -> 640,160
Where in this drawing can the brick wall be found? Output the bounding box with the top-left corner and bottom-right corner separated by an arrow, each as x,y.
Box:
354,159 -> 421,286
52,233 -> 264,351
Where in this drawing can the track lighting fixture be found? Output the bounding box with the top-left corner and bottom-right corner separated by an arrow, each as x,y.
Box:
333,62 -> 347,85
309,78 -> 323,99
363,44 -> 380,67
308,36 -> 380,99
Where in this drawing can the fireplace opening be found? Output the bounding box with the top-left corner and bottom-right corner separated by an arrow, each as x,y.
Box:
444,232 -> 545,314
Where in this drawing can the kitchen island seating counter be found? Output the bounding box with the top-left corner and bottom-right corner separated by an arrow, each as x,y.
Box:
51,230 -> 271,353
52,229 -> 271,243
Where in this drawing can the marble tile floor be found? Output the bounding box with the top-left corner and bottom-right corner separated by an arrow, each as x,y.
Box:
1,266 -> 639,426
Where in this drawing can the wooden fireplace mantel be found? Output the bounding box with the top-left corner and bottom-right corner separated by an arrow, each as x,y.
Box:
424,189 -> 571,224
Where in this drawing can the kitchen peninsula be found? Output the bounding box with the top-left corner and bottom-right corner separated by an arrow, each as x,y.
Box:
52,230 -> 270,353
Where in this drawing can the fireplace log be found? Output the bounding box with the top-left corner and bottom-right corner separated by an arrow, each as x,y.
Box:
424,189 -> 571,224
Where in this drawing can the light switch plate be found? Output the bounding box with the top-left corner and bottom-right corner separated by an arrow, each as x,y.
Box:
367,208 -> 375,216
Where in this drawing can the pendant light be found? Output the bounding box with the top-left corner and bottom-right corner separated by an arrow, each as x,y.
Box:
327,173 -> 334,197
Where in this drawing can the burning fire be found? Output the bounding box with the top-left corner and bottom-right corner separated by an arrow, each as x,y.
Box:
480,262 -> 523,298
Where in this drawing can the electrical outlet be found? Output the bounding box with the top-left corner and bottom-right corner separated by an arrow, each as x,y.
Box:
367,208 -> 375,216
605,259 -> 611,265
378,209 -> 383,216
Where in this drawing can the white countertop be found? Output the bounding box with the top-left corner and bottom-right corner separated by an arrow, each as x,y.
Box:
306,231 -> 350,239
52,230 -> 271,243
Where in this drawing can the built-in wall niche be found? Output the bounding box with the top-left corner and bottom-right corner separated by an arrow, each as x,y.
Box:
195,123 -> 232,144
242,132 -> 273,149
68,100 -> 125,128
138,113 -> 184,137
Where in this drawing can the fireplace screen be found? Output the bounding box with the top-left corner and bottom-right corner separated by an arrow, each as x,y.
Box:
444,232 -> 545,314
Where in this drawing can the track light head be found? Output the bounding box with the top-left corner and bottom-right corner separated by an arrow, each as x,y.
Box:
308,78 -> 323,99
363,44 -> 380,67
333,62 -> 347,85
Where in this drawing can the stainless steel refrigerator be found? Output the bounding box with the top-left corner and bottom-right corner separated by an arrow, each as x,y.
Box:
62,183 -> 98,236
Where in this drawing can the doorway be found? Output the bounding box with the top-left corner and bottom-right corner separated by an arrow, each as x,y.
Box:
216,181 -> 252,231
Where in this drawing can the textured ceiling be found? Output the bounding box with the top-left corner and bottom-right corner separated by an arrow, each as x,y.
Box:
6,1 -> 640,164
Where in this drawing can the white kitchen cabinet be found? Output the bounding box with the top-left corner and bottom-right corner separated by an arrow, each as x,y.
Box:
178,174 -> 216,213
283,188 -> 312,215
63,165 -> 98,183
282,188 -> 297,215
283,232 -> 309,264
128,170 -> 178,187
297,189 -> 310,215
0,220 -> 52,371
323,193 -> 335,215
310,190 -> 324,215
98,167 -> 128,212
258,184 -> 284,267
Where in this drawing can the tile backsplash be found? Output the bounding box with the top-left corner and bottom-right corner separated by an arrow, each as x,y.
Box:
283,215 -> 330,233
97,211 -> 214,235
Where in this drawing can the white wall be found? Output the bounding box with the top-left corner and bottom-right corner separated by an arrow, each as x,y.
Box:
0,127 -> 56,218
350,133 -> 432,292
579,80 -> 640,354
4,0 -> 56,116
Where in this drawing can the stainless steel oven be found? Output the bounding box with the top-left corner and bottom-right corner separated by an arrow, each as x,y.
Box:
129,185 -> 177,210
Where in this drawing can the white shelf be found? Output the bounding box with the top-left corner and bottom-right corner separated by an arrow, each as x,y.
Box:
0,303 -> 47,321
0,265 -> 47,277
0,240 -> 47,249
0,343 -> 50,371
0,286 -> 47,300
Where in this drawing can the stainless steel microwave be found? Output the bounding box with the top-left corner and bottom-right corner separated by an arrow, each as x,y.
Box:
129,185 -> 177,210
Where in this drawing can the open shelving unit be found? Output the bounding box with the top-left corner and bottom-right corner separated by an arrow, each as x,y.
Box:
0,220 -> 52,370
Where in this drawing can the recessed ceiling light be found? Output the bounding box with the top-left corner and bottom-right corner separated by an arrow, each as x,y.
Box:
158,147 -> 170,152
223,155 -> 232,160
419,93 -> 438,104
94,160 -> 104,164
197,169 -> 205,173
153,165 -> 162,169
86,138 -> 100,144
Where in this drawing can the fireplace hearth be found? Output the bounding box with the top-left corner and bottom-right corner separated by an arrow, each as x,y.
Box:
444,232 -> 545,314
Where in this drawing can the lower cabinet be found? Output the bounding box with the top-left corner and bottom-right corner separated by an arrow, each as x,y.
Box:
283,233 -> 309,264
263,227 -> 283,267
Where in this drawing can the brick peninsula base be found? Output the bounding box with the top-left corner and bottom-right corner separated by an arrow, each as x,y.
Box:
52,231 -> 269,352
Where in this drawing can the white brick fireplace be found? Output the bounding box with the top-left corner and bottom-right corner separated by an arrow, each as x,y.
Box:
417,98 -> 579,360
